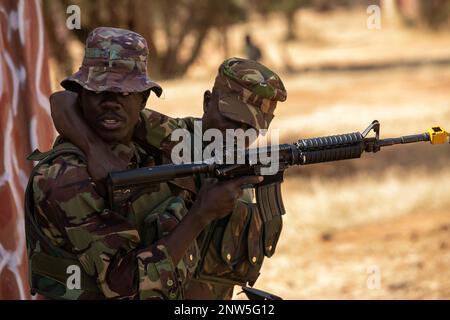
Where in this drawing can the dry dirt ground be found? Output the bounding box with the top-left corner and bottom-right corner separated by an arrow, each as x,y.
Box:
229,65 -> 450,299
159,66 -> 450,300
137,10 -> 450,300
50,8 -> 450,299
252,208 -> 450,300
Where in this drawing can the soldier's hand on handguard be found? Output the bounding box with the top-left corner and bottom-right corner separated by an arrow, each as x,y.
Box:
191,176 -> 264,225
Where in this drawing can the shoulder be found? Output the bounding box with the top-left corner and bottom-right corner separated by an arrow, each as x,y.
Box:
136,109 -> 193,158
33,151 -> 87,182
140,109 -> 188,139
177,116 -> 201,133
31,148 -> 107,220
32,150 -> 91,202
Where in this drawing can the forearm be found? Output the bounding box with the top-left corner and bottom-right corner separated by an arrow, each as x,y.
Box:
161,175 -> 262,265
50,94 -> 102,155
50,92 -> 127,180
134,204 -> 211,299
162,204 -> 209,265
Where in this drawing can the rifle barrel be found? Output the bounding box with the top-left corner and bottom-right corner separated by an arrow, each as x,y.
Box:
379,133 -> 430,147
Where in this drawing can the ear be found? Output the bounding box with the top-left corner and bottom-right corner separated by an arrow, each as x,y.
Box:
203,90 -> 212,113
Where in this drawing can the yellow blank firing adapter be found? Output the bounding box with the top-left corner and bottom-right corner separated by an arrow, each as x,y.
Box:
428,126 -> 449,144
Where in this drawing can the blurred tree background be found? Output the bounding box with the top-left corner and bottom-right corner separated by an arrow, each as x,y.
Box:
417,0 -> 450,29
43,0 -> 450,80
43,0 -> 248,79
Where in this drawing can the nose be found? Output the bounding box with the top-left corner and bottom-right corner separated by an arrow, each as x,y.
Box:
100,92 -> 121,111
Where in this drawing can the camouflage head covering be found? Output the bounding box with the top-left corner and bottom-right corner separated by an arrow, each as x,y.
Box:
213,57 -> 287,130
61,27 -> 162,96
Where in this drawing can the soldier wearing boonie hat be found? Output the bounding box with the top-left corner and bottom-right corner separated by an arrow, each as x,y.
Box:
61,26 -> 162,96
25,27 -> 207,300
26,27 -> 274,301
213,57 -> 287,131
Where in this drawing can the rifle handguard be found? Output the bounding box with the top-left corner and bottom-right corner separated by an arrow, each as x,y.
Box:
295,132 -> 364,165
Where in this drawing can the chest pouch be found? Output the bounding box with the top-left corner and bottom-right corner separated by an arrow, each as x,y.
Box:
194,199 -> 283,287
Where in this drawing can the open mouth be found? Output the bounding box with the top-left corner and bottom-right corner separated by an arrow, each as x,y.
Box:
97,113 -> 125,130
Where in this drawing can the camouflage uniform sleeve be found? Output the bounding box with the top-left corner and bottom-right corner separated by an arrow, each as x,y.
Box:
134,109 -> 189,154
32,154 -> 181,299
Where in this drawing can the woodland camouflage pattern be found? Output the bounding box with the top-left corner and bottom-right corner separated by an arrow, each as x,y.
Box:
27,28 -> 285,299
61,27 -> 162,96
27,110 -> 201,299
27,108 -> 275,300
214,57 -> 287,130
176,117 -> 278,299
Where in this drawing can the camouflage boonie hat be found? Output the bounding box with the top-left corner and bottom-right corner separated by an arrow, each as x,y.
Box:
61,27 -> 162,96
214,57 -> 287,130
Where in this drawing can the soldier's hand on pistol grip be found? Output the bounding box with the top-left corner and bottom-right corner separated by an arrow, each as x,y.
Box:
192,176 -> 263,225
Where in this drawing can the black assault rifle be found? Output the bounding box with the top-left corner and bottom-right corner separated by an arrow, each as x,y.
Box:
107,120 -> 449,222
107,120 -> 448,300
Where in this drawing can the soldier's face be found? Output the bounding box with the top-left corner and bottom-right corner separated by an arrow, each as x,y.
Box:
80,89 -> 148,144
202,89 -> 256,148
202,89 -> 251,132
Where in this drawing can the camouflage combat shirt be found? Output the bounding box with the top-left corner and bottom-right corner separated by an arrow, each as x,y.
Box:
28,109 -> 199,300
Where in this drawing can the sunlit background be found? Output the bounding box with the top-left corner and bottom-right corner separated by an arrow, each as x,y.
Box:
1,0 -> 450,299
